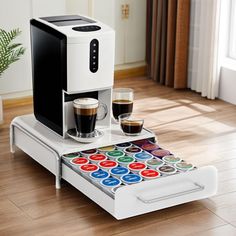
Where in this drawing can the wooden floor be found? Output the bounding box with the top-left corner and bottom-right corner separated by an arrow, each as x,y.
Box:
1,77 -> 236,235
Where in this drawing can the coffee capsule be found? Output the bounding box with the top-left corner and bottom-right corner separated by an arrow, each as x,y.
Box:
90,169 -> 109,181
175,162 -> 194,171
134,152 -> 153,162
141,143 -> 160,151
121,173 -> 142,184
98,146 -> 115,153
117,156 -> 135,167
146,158 -> 164,169
70,157 -> 89,166
132,139 -> 150,146
124,147 -> 142,156
115,142 -> 132,150
128,162 -> 147,173
162,155 -> 182,164
79,164 -> 99,175
62,152 -> 80,164
158,165 -> 177,175
151,149 -> 171,158
139,169 -> 160,180
88,154 -> 107,164
63,152 -> 80,159
106,150 -> 125,160
100,177 -> 121,189
81,149 -> 98,157
98,160 -> 118,171
109,166 -> 129,178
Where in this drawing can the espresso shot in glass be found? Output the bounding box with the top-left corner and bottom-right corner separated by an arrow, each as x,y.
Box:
112,88 -> 133,121
73,98 -> 98,136
119,113 -> 144,136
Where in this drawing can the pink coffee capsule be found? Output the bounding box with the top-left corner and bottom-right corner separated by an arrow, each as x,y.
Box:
151,149 -> 170,158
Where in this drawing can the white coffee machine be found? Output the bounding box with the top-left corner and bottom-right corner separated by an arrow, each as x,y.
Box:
30,15 -> 115,138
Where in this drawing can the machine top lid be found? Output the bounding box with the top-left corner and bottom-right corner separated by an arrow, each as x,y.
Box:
33,15 -> 115,43
40,15 -> 96,27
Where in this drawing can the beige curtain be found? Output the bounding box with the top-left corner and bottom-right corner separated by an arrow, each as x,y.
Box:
146,0 -> 190,89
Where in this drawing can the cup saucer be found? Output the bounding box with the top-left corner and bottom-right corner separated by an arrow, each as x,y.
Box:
67,129 -> 104,143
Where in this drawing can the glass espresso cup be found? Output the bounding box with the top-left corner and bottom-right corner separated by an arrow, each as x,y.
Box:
112,88 -> 134,121
73,98 -> 107,137
119,113 -> 144,136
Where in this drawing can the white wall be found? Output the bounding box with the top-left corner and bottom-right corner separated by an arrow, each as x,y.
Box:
0,0 -> 32,98
0,0 -> 66,99
66,0 -> 91,16
219,65 -> 236,105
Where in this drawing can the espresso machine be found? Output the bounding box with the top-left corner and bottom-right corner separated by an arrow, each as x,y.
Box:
30,15 -> 115,138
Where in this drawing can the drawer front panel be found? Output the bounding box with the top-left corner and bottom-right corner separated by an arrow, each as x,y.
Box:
114,166 -> 217,219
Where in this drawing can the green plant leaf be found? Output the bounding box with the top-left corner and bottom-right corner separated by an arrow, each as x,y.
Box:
0,28 -> 25,77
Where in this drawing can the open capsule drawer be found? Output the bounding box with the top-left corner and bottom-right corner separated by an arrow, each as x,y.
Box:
61,139 -> 218,220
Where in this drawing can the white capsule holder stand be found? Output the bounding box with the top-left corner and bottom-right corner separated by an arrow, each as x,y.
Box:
10,114 -> 218,220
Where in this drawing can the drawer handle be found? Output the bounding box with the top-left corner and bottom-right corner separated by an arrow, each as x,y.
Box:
137,183 -> 205,204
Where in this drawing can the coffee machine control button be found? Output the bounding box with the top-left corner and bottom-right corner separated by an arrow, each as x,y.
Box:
72,25 -> 101,32
90,39 -> 99,73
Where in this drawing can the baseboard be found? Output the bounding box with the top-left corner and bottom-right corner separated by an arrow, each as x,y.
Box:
3,96 -> 33,109
114,65 -> 147,80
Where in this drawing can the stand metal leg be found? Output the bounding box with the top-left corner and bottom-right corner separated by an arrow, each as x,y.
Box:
10,124 -> 15,153
56,156 -> 61,189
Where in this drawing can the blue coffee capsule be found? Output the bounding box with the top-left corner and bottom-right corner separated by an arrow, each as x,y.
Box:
110,166 -> 129,177
90,169 -> 109,181
134,152 -> 153,162
100,177 -> 121,188
121,173 -> 142,184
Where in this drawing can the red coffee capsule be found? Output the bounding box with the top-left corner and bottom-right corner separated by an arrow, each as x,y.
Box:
128,162 -> 146,172
140,169 -> 160,179
89,154 -> 107,162
71,157 -> 89,165
99,160 -> 118,169
80,164 -> 98,173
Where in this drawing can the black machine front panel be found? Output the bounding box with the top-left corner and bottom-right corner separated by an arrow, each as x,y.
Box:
30,19 -> 67,136
90,39 -> 99,73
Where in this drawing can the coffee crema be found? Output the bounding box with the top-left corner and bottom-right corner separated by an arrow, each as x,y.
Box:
112,99 -> 133,120
74,107 -> 97,116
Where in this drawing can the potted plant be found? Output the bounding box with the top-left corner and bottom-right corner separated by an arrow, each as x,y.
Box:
0,28 -> 25,124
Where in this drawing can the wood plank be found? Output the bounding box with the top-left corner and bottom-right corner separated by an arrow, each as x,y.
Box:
105,209 -> 225,236
190,224 -> 236,236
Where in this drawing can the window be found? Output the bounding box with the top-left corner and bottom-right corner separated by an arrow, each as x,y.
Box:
228,0 -> 236,59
